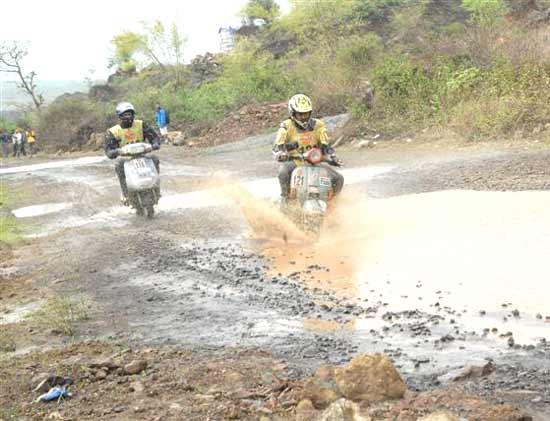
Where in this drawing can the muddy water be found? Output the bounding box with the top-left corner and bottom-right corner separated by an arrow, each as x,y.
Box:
258,190 -> 550,345
353,190 -> 550,343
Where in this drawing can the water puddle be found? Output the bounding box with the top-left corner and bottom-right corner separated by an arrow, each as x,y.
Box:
261,190 -> 550,345
12,202 -> 73,218
0,156 -> 107,175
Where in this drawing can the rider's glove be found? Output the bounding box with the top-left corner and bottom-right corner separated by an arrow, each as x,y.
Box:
106,149 -> 119,159
274,151 -> 289,162
329,154 -> 343,167
152,142 -> 160,151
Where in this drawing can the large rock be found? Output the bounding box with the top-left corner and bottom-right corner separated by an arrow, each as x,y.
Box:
334,354 -> 407,403
301,376 -> 340,409
166,131 -> 186,146
318,398 -> 370,421
123,359 -> 147,375
418,411 -> 460,421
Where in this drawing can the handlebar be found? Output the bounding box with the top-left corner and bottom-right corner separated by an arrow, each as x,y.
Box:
117,142 -> 153,157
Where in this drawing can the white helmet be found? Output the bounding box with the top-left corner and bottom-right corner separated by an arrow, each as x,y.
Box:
288,94 -> 313,129
115,102 -> 135,117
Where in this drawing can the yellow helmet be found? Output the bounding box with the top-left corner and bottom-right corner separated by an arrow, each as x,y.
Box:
288,94 -> 313,115
288,94 -> 313,129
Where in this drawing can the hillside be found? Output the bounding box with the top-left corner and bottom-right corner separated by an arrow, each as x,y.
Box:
24,0 -> 550,151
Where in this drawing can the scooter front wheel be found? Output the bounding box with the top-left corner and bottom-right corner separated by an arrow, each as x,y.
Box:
145,205 -> 155,219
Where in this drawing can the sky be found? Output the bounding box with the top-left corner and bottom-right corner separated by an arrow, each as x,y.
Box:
0,0 -> 290,82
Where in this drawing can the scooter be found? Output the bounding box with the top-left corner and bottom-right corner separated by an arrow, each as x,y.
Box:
287,147 -> 340,236
118,142 -> 160,218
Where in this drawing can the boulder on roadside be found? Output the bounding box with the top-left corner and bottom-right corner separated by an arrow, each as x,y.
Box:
166,131 -> 186,146
123,359 -> 147,375
334,353 -> 407,403
318,398 -> 370,421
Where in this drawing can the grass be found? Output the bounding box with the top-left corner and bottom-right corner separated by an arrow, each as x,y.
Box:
26,294 -> 91,337
0,184 -> 23,244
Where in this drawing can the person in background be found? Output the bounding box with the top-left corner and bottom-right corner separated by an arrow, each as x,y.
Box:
26,128 -> 36,155
155,104 -> 169,143
0,130 -> 10,158
12,129 -> 22,157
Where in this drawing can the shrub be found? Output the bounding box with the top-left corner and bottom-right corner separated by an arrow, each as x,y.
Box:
38,96 -> 110,151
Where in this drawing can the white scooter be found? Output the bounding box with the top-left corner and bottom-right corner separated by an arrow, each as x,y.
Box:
118,142 -> 160,218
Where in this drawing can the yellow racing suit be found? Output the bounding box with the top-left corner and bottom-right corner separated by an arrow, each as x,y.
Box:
273,118 -> 343,198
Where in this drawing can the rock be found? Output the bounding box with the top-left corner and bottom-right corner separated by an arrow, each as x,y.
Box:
88,359 -> 119,370
48,412 -> 63,420
296,399 -> 317,421
129,381 -> 145,393
32,374 -> 72,393
318,398 -> 370,421
453,360 -> 495,381
94,369 -> 108,381
334,353 -> 407,403
123,360 -> 147,375
301,376 -> 340,409
418,411 -> 460,421
166,131 -> 186,146
357,140 -> 373,149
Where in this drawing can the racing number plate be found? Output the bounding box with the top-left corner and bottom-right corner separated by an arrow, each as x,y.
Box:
293,174 -> 305,187
319,176 -> 331,187
132,158 -> 150,176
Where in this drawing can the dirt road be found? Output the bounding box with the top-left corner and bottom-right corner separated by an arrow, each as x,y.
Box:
2,125 -> 550,419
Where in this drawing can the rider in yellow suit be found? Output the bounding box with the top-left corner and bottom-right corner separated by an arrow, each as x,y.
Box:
105,102 -> 161,204
273,94 -> 344,203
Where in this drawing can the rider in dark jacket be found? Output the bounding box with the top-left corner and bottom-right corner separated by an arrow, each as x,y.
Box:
104,102 -> 161,203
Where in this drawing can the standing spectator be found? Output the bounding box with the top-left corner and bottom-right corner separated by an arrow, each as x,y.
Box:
19,128 -> 27,157
12,129 -> 22,157
155,104 -> 169,142
26,128 -> 36,155
0,130 -> 9,158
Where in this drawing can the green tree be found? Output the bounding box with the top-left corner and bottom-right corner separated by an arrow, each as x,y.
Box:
110,32 -> 143,73
240,0 -> 281,24
140,20 -> 187,67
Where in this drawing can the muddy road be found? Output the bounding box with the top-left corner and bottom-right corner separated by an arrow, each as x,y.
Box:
3,126 -> 550,418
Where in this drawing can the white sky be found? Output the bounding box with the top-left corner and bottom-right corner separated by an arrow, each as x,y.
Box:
0,0 -> 290,81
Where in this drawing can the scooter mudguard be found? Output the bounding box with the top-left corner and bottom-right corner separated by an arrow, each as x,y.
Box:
302,199 -> 327,216
290,165 -> 333,205
124,157 -> 160,192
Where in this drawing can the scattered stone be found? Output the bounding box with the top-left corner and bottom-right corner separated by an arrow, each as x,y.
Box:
334,353 -> 407,403
453,360 -> 495,381
94,369 -> 108,381
123,360 -> 147,375
301,375 -> 340,409
318,398 -> 370,421
418,411 -> 460,421
296,399 -> 317,421
129,381 -> 145,393
32,374 -> 72,393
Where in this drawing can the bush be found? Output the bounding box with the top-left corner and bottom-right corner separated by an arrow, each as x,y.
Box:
38,96 -> 110,151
